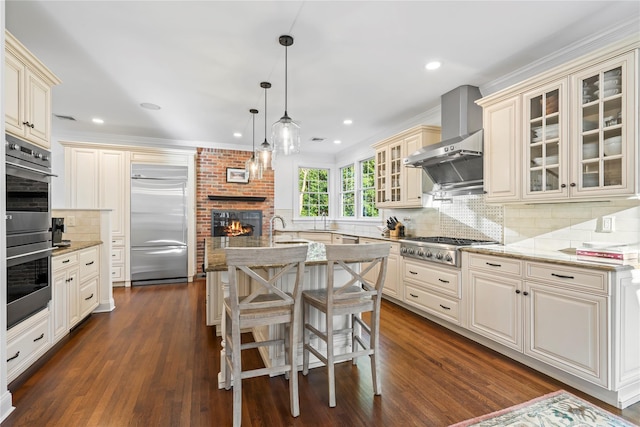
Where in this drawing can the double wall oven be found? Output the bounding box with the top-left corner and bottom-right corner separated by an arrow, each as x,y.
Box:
5,134 -> 55,329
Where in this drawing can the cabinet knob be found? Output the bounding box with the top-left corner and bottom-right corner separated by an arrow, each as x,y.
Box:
561,184 -> 566,188
515,289 -> 521,294
570,183 -> 576,187
523,291 -> 529,296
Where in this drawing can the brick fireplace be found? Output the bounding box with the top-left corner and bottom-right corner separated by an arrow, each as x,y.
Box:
196,148 -> 274,270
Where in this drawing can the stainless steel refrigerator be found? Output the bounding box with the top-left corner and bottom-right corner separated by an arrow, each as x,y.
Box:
130,164 -> 188,285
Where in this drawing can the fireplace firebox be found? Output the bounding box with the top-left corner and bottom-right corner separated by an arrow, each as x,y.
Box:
211,210 -> 262,237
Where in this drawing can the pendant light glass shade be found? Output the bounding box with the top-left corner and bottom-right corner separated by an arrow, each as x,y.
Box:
245,108 -> 263,180
272,35 -> 300,158
257,81 -> 273,169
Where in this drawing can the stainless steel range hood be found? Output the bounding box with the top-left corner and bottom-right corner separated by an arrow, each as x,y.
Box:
404,85 -> 484,197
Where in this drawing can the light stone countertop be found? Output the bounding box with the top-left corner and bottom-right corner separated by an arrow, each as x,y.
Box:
52,240 -> 102,257
462,245 -> 638,272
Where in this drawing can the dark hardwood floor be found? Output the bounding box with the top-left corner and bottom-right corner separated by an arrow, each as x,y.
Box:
2,279 -> 639,426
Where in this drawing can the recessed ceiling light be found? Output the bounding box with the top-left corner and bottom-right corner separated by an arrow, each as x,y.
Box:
233,132 -> 242,138
92,118 -> 104,124
343,119 -> 353,125
425,61 -> 441,71
140,102 -> 161,110
334,140 -> 342,144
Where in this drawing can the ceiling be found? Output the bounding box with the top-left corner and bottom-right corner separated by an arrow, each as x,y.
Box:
5,1 -> 639,156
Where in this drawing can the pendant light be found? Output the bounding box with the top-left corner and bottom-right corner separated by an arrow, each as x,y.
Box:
244,108 -> 263,180
271,35 -> 300,157
257,81 -> 273,169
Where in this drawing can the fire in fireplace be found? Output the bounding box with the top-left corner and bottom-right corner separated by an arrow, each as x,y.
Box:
211,210 -> 262,237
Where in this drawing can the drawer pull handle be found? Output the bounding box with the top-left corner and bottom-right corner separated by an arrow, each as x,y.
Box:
438,278 -> 450,283
66,277 -> 74,282
409,293 -> 418,298
7,351 -> 20,362
551,273 -> 574,280
33,333 -> 45,342
409,270 -> 418,275
439,304 -> 451,310
112,254 -> 117,257
85,293 -> 94,301
486,262 -> 501,267
85,261 -> 95,266
62,259 -> 70,264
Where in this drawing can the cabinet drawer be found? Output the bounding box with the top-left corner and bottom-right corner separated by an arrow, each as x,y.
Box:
79,247 -> 99,281
403,260 -> 460,297
111,247 -> 124,263
53,253 -> 78,271
7,310 -> 50,380
526,262 -> 608,294
80,278 -> 99,318
111,265 -> 124,281
111,236 -> 125,247
468,253 -> 522,276
405,284 -> 460,324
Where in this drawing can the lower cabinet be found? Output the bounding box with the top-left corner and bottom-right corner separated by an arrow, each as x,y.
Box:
463,252 -> 640,407
360,238 -> 400,298
403,258 -> 462,325
6,308 -> 51,383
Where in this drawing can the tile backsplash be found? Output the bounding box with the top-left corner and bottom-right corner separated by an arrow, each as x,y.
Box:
51,209 -> 102,241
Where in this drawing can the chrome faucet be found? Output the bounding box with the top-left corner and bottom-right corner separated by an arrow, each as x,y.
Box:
269,215 -> 286,245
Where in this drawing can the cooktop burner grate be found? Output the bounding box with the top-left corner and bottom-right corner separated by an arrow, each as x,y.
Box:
403,236 -> 496,246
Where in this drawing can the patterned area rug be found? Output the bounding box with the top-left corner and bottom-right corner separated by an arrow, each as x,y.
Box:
449,390 -> 639,427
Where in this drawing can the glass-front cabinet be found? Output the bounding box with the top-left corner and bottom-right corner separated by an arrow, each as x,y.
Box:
523,81 -> 567,199
571,53 -> 635,197
375,141 -> 402,207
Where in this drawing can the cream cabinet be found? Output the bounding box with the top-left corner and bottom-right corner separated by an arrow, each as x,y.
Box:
478,45 -> 638,203
4,30 -> 61,149
52,252 -> 79,343
297,231 -> 333,243
403,258 -> 462,325
465,252 -> 612,388
64,145 -> 129,284
6,308 -> 51,383
53,246 -> 101,333
360,238 -> 400,299
373,126 -> 440,208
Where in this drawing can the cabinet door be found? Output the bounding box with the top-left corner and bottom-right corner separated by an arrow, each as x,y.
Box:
388,141 -> 403,204
67,267 -> 80,329
66,147 -> 100,208
375,147 -> 388,206
51,269 -> 68,342
468,269 -> 522,351
483,96 -> 521,202
5,50 -> 25,137
99,150 -> 127,236
25,69 -> 52,149
524,281 -> 608,386
523,80 -> 568,200
404,133 -> 424,206
571,52 -> 635,197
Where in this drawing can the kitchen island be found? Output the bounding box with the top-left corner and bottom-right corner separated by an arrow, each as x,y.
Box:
204,236 -> 355,387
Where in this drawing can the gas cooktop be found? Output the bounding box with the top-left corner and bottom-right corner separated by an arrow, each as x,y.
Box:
400,236 -> 498,267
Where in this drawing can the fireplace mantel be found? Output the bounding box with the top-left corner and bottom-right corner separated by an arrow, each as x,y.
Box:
208,195 -> 267,202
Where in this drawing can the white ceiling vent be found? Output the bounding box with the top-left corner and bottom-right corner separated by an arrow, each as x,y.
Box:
54,114 -> 77,121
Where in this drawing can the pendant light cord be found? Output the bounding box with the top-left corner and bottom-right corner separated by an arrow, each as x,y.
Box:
284,45 -> 288,114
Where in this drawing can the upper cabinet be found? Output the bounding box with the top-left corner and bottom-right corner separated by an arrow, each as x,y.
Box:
4,31 -> 61,149
478,43 -> 637,204
373,125 -> 440,208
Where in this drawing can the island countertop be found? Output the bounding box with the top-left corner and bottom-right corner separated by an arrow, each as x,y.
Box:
204,236 -> 328,272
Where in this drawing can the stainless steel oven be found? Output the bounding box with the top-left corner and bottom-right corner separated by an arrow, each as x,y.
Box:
5,134 -> 55,328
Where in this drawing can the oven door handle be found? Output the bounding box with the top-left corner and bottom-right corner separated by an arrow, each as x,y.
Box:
6,161 -> 58,178
7,247 -> 55,261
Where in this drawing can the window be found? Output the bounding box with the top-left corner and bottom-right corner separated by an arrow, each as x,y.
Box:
340,164 -> 355,217
298,167 -> 329,217
360,158 -> 378,217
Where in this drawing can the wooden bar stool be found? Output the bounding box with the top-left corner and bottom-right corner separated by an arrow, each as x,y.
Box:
223,244 -> 307,427
302,242 -> 390,407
